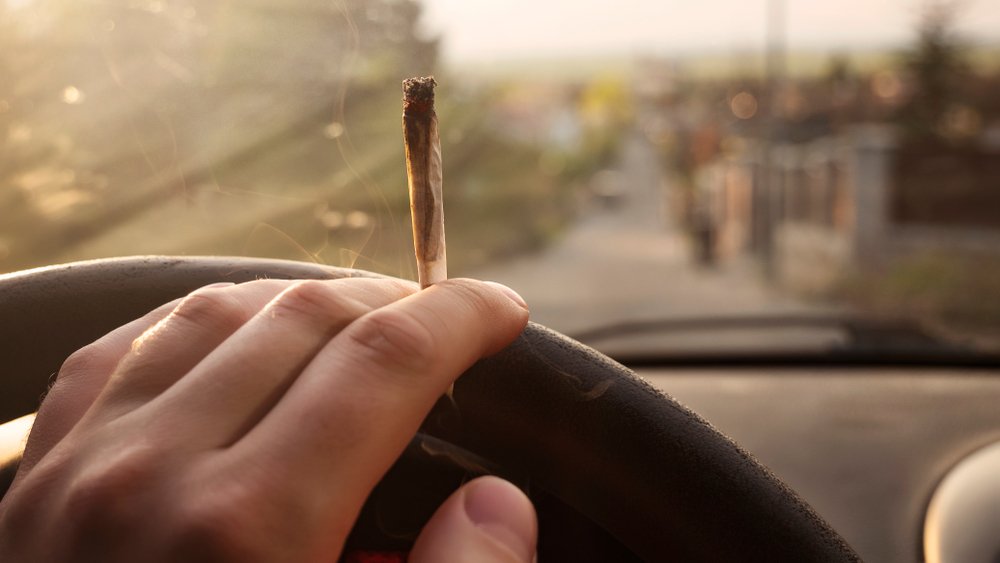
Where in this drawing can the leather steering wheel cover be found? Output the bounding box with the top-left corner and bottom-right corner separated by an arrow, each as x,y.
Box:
0,256 -> 383,419
0,256 -> 859,562
452,325 -> 858,561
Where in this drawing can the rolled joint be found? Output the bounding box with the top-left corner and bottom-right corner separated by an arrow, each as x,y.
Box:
418,259 -> 447,289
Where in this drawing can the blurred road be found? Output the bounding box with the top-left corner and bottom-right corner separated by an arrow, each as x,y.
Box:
472,130 -> 822,336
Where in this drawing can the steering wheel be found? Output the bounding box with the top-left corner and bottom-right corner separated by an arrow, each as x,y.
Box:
0,256 -> 858,561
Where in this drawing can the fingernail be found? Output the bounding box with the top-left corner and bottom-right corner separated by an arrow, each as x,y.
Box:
204,282 -> 236,289
463,477 -> 536,562
484,281 -> 528,309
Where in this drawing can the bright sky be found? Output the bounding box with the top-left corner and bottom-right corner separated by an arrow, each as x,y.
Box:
420,0 -> 1000,63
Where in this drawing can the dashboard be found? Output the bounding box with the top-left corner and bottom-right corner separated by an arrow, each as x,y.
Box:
641,367 -> 1000,563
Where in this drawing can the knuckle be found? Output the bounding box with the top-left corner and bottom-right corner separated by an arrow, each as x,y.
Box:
46,344 -> 111,403
171,507 -> 253,561
241,278 -> 291,292
56,344 -> 103,383
62,447 -> 160,533
347,308 -> 438,371
171,288 -> 247,333
168,489 -> 270,562
272,280 -> 365,321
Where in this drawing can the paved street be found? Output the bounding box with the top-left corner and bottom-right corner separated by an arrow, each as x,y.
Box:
472,130 -> 821,336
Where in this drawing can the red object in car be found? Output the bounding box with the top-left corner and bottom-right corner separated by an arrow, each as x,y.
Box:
343,550 -> 408,563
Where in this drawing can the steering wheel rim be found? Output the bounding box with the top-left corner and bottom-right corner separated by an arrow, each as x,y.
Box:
0,256 -> 859,561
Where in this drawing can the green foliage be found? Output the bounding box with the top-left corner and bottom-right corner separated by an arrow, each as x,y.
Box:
895,1 -> 973,145
561,77 -> 632,182
842,252 -> 1000,335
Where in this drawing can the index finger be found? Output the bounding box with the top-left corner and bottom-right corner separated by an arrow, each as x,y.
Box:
218,279 -> 528,542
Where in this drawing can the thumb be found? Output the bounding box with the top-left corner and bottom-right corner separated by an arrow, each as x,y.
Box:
409,476 -> 537,563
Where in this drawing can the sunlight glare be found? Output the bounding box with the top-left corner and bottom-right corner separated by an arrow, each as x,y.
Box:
323,122 -> 345,139
5,0 -> 35,10
0,413 -> 36,466
320,210 -> 345,230
346,211 -> 372,229
61,86 -> 85,105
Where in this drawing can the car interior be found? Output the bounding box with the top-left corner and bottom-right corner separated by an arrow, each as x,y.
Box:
2,1 -> 999,561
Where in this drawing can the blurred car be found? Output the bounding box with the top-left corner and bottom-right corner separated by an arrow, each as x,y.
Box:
589,169 -> 628,209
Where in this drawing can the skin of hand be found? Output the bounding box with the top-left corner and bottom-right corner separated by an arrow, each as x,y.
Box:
0,277 -> 536,562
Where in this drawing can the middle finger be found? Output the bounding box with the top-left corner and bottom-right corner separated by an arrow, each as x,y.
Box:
86,278 -> 296,424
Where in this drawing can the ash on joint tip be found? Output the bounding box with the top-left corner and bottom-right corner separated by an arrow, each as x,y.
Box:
403,76 -> 436,109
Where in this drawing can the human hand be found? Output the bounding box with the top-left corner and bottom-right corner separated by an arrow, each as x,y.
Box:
0,277 -> 535,562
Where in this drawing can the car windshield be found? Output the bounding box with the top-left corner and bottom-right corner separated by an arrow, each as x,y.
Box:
2,0 -> 999,356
